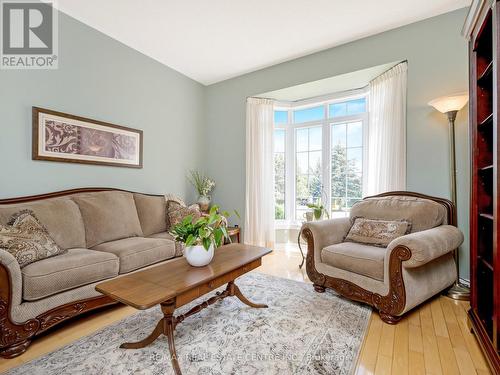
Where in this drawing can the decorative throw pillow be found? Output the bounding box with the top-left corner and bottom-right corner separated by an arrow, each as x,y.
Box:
164,194 -> 186,207
344,217 -> 412,248
0,210 -> 66,267
166,197 -> 202,229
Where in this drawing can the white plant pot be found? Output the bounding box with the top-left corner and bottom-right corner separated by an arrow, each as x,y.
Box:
184,244 -> 214,267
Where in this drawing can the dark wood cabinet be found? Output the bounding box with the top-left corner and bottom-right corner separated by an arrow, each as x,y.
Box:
466,1 -> 500,372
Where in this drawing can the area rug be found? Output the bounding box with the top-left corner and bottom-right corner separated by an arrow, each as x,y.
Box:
7,273 -> 371,375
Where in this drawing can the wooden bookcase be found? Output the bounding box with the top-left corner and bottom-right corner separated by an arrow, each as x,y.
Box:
467,1 -> 500,372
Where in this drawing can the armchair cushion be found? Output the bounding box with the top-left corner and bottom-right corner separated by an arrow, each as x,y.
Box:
322,242 -> 386,281
302,217 -> 352,268
388,225 -> 464,268
350,196 -> 447,233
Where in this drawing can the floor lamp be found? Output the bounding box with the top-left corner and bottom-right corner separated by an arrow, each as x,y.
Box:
428,93 -> 470,300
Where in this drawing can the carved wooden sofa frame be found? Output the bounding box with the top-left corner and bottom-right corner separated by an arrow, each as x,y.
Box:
0,188 -> 162,359
302,191 -> 456,325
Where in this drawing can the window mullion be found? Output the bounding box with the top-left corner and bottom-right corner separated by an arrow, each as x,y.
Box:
285,111 -> 295,222
322,109 -> 331,217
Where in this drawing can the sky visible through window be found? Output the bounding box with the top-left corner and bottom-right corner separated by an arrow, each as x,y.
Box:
274,110 -> 288,125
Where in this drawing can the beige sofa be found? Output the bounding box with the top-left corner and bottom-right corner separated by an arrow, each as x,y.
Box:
302,191 -> 464,324
0,188 -> 182,358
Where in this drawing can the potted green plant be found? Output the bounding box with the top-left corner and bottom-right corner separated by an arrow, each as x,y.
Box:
169,206 -> 234,267
188,170 -> 215,212
306,199 -> 330,220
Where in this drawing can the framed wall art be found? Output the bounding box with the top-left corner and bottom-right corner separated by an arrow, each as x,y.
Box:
32,107 -> 143,168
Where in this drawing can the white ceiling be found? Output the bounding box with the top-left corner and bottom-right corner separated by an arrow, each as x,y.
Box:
261,62 -> 399,102
56,0 -> 470,85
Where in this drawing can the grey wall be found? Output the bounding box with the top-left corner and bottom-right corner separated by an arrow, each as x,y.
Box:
0,11 -> 204,201
203,9 -> 471,279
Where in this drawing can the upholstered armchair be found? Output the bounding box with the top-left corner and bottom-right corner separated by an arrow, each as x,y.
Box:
302,192 -> 464,324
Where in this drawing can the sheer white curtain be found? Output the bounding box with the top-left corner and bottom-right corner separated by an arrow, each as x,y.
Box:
365,62 -> 408,196
244,97 -> 275,247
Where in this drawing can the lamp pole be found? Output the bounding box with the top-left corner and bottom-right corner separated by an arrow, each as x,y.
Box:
447,110 -> 458,206
445,109 -> 470,301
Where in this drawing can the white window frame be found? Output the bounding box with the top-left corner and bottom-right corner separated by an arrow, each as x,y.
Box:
274,88 -> 369,229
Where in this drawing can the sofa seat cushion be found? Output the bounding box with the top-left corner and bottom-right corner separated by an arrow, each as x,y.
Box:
148,232 -> 184,257
134,193 -> 167,236
72,191 -> 144,248
321,242 -> 386,281
148,231 -> 174,240
22,248 -> 119,301
350,196 -> 447,233
92,237 -> 176,274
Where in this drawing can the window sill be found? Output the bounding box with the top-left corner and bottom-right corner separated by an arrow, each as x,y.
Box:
275,221 -> 304,230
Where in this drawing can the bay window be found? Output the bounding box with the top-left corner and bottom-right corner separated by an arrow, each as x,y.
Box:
274,90 -> 368,225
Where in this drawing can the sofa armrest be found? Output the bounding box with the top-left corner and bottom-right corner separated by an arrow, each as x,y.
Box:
387,225 -> 464,269
0,249 -> 23,308
302,218 -> 351,263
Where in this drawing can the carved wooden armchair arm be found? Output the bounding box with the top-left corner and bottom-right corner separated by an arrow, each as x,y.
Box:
386,225 -> 464,269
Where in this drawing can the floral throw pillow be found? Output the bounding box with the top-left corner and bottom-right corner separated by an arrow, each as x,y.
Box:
344,217 -> 412,248
166,199 -> 202,229
0,210 -> 66,267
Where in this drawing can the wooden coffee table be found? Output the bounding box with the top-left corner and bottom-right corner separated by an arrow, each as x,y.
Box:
95,243 -> 272,375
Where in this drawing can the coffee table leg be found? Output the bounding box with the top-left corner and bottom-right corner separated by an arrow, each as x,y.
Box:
228,281 -> 268,308
119,299 -> 182,375
162,300 -> 182,375
120,318 -> 164,349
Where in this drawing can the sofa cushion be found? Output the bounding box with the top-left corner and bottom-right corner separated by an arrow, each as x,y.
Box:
148,231 -> 184,257
22,248 -> 119,301
0,198 -> 86,250
92,237 -> 176,274
321,242 -> 386,281
148,231 -> 174,240
72,191 -> 143,248
0,210 -> 66,268
350,196 -> 447,233
133,193 -> 167,236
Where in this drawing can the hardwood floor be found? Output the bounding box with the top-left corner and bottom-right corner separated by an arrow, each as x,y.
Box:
0,246 -> 491,374
356,297 -> 491,375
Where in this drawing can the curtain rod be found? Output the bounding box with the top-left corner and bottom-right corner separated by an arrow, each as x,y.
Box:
369,60 -> 408,84
247,96 -> 277,100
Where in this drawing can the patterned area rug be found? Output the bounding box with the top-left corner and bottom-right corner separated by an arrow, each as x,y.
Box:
7,273 -> 371,375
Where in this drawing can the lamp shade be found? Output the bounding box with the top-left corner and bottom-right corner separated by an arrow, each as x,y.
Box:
428,93 -> 469,113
